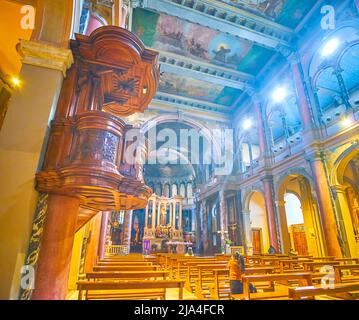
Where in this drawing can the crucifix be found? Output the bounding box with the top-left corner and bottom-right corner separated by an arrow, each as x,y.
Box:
229,223 -> 237,243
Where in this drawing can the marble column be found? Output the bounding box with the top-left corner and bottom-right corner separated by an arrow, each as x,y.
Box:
31,194 -> 79,300
0,40 -> 73,299
179,201 -> 183,230
122,210 -> 133,253
242,210 -> 253,255
152,198 -> 156,231
309,152 -> 343,257
201,201 -> 209,253
261,175 -> 280,251
98,211 -> 109,259
83,212 -> 102,274
254,101 -> 266,155
276,200 -> 291,253
290,54 -> 313,130
219,190 -> 228,247
332,185 -> 359,258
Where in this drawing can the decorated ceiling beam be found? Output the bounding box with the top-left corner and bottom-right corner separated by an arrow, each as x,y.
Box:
133,0 -> 293,50
151,94 -> 231,122
158,50 -> 254,91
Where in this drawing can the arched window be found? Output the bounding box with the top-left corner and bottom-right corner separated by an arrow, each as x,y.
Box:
155,183 -> 162,196
187,183 -> 193,198
315,67 -> 341,113
172,184 -> 178,196
163,184 -> 170,198
340,44 -> 359,107
179,183 -> 186,198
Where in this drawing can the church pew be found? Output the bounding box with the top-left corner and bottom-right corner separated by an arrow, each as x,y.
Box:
97,261 -> 153,266
303,261 -> 340,272
260,257 -> 282,266
207,266 -> 276,300
279,259 -> 314,273
173,258 -> 221,279
85,271 -> 169,281
288,282 -> 359,300
77,279 -> 185,300
310,256 -> 336,262
232,272 -> 313,300
92,265 -> 158,272
177,259 -> 224,280
334,258 -> 359,265
334,264 -> 359,283
184,263 -> 228,294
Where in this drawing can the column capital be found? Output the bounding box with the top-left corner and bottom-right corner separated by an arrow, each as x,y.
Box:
17,40 -> 74,76
305,149 -> 325,162
287,52 -> 301,66
261,174 -> 274,182
330,185 -> 348,194
275,200 -> 286,207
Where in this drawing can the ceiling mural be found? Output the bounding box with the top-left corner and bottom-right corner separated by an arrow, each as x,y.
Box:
132,8 -> 274,75
217,0 -> 317,28
159,73 -> 242,106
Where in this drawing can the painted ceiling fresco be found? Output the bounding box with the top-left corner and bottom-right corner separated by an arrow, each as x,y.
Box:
132,8 -> 274,75
217,0 -> 317,28
159,73 -> 242,106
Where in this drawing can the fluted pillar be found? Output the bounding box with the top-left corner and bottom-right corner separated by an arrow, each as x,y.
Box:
98,211 -> 109,259
219,190 -> 228,248
332,185 -> 359,258
83,212 -> 102,274
276,200 -> 291,253
309,152 -> 343,257
261,175 -> 280,251
254,101 -> 266,154
242,210 -> 253,255
201,201 -> 209,253
290,54 -> 313,130
122,210 -> 133,253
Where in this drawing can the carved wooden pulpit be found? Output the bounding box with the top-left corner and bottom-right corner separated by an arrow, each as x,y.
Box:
31,26 -> 159,300
36,26 -> 159,228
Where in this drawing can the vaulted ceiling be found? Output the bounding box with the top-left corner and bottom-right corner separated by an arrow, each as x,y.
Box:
131,0 -> 319,117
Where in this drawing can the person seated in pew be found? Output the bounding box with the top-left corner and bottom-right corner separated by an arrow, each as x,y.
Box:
268,245 -> 277,255
227,252 -> 257,294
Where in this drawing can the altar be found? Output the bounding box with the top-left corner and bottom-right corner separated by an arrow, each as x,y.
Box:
143,194 -> 184,252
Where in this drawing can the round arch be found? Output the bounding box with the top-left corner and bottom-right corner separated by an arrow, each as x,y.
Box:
330,141 -> 359,186
140,113 -> 222,162
276,171 -> 325,256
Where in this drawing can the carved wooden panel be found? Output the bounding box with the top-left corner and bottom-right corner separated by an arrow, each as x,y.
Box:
36,26 -> 158,214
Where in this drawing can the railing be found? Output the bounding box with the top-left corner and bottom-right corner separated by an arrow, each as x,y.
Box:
105,245 -> 129,256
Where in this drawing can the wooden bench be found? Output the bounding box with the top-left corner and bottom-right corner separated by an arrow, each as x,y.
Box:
174,258 -> 221,279
334,258 -> 359,265
311,256 -> 336,262
288,282 -> 359,300
334,264 -> 359,283
77,280 -> 185,300
207,266 -> 276,300
279,259 -> 313,273
85,271 -> 168,281
303,261 -> 340,272
191,265 -> 229,298
232,272 -> 313,300
92,265 -> 158,272
97,261 -> 153,266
